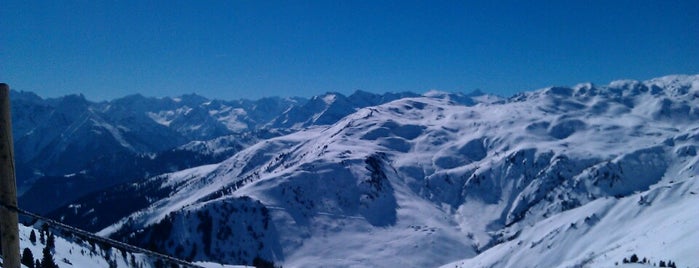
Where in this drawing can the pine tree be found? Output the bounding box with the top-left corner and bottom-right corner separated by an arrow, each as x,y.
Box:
21,247 -> 35,268
252,256 -> 275,268
630,254 -> 639,263
46,232 -> 56,251
35,259 -> 41,268
41,246 -> 58,268
29,230 -> 37,244
40,223 -> 49,245
108,258 -> 118,268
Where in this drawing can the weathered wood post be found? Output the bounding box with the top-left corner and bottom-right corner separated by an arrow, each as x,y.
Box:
0,83 -> 20,268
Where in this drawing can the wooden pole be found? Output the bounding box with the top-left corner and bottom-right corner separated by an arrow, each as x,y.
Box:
0,83 -> 20,268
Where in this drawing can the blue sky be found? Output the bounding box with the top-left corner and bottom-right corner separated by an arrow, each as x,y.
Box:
1,0 -> 698,101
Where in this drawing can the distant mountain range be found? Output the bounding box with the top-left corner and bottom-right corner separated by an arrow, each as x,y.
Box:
12,89 -> 429,213
29,74 -> 699,267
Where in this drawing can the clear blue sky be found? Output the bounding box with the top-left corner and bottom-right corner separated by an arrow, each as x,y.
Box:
2,0 -> 698,101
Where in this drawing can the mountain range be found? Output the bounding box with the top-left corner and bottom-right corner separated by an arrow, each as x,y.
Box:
13,89 -> 419,213
12,74 -> 699,267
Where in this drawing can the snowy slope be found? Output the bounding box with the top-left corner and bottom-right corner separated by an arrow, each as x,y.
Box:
15,90 -> 417,216
12,90 -> 415,187
58,74 -> 699,267
14,224 -> 154,268
9,222 -> 250,268
442,177 -> 698,268
39,75 -> 699,267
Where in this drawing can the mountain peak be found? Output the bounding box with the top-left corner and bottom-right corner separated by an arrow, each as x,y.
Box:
422,90 -> 476,106
10,89 -> 44,103
173,93 -> 209,105
349,89 -> 376,97
422,89 -> 450,97
54,93 -> 90,108
467,88 -> 485,96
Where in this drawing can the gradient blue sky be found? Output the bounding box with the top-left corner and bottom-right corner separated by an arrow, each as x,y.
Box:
2,0 -> 698,101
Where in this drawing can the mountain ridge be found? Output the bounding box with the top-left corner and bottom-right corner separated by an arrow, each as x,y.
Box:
48,74 -> 699,267
14,89 -> 479,215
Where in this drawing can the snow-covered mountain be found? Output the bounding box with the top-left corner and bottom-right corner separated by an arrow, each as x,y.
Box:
52,75 -> 699,267
266,90 -> 419,129
13,90 -> 420,215
11,92 -> 297,189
